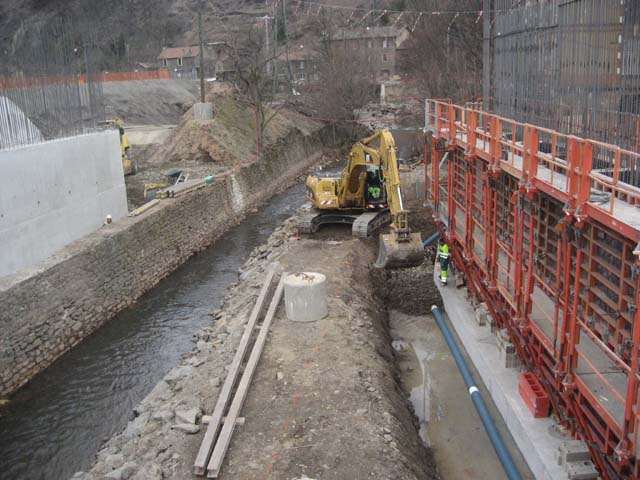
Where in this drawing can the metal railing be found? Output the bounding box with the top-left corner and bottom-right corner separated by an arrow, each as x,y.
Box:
425,99 -> 640,238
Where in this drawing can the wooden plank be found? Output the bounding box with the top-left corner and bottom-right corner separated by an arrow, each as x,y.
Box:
206,275 -> 286,478
128,198 -> 160,217
202,416 -> 245,426
193,265 -> 277,475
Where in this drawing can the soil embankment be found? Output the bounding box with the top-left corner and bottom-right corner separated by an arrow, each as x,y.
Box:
81,212 -> 437,480
125,90 -> 321,209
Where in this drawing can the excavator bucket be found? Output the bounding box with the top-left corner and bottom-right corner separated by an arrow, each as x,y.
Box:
374,232 -> 424,269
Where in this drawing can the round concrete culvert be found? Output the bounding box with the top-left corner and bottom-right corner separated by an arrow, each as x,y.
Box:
284,272 -> 328,322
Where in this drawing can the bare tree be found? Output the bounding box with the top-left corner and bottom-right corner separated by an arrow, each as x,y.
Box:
224,25 -> 282,157
400,0 -> 483,102
307,10 -> 377,140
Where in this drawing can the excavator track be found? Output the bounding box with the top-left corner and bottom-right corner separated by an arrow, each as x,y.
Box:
352,211 -> 392,238
297,210 -> 390,238
297,210 -> 361,234
297,211 -> 318,234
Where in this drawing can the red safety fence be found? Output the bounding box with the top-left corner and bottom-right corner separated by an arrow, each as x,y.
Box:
0,70 -> 170,89
425,99 -> 640,479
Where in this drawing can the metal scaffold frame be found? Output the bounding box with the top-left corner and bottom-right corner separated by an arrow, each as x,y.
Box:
424,98 -> 640,479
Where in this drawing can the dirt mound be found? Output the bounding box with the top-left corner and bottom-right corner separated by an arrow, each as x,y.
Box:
103,79 -> 199,125
149,93 -> 322,167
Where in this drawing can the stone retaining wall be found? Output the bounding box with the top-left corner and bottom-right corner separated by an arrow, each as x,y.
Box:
0,125 -> 327,398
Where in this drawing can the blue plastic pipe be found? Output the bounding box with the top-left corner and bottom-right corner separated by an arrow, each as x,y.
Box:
430,305 -> 522,480
422,231 -> 441,248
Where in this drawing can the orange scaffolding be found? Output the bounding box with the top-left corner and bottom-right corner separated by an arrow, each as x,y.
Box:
425,99 -> 640,479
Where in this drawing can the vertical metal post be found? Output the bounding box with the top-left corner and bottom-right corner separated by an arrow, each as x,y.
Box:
424,130 -> 433,204
523,126 -> 539,180
563,233 -> 579,374
482,0 -> 493,112
425,98 -> 430,132
468,109 -> 478,156
448,104 -> 455,143
198,0 -> 206,103
523,198 -> 536,329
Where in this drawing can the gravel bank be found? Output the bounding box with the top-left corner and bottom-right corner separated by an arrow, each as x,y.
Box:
76,209 -> 437,480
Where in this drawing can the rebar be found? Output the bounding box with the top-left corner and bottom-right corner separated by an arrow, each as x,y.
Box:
0,18 -> 105,150
485,0 -> 640,153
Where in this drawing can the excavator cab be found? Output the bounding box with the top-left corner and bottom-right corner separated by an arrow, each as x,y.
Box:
365,167 -> 387,209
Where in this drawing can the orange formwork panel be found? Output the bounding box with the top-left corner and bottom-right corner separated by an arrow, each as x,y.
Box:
424,99 -> 640,479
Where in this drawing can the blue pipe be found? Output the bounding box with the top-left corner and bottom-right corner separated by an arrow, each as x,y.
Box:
423,231 -> 441,248
430,305 -> 522,480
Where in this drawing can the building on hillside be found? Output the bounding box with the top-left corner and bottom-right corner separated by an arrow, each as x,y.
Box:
157,44 -> 239,81
208,43 -> 236,81
157,46 -> 201,77
279,45 -> 320,84
327,26 -> 410,82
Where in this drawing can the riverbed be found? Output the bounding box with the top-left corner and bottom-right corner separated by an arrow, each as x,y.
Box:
0,183 -> 306,480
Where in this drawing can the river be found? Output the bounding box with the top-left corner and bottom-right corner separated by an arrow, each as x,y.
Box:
0,183 -> 306,480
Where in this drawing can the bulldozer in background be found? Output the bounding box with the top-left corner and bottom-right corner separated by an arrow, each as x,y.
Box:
301,129 -> 423,269
102,119 -> 136,176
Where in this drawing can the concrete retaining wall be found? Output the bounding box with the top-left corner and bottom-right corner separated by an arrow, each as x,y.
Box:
0,125 -> 327,398
0,131 -> 128,278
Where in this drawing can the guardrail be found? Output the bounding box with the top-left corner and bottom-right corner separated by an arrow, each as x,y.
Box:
425,99 -> 640,238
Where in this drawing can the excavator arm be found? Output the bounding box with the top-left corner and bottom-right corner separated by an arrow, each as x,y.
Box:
359,130 -> 424,268
359,130 -> 411,236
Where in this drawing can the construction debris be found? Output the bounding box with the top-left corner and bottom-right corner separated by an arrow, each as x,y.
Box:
157,178 -> 208,199
497,329 -> 521,370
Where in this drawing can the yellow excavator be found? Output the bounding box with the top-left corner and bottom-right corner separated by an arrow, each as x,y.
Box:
301,129 -> 423,268
102,119 -> 136,175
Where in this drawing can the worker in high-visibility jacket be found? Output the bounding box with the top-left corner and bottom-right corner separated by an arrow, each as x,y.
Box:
438,243 -> 452,285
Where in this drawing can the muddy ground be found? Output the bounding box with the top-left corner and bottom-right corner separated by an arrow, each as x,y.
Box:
218,227 -> 436,480
78,209 -> 437,480
389,310 -> 533,480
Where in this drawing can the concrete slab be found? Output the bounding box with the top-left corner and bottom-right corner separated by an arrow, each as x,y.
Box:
193,102 -> 213,121
435,268 -> 569,480
0,131 -> 127,277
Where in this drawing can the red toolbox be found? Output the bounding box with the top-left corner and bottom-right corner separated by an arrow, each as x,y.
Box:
518,372 -> 550,418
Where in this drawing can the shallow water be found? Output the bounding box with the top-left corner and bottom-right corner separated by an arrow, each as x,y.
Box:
0,183 -> 306,480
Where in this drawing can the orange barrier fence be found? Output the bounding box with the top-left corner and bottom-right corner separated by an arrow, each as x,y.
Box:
0,70 -> 170,89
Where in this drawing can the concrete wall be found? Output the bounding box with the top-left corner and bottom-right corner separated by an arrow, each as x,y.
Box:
0,124 -> 327,398
0,130 -> 127,278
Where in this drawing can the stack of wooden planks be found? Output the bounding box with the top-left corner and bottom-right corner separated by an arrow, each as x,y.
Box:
194,264 -> 284,478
